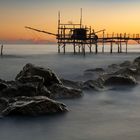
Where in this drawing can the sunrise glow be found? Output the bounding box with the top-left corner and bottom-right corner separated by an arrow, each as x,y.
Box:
1,0 -> 140,44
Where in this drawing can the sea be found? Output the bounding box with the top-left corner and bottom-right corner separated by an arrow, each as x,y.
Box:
0,44 -> 140,140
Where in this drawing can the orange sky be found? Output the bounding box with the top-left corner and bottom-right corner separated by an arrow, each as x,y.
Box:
1,0 -> 140,44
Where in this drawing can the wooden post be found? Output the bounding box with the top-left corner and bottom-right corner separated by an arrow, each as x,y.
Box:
120,33 -> 122,53
58,44 -> 60,53
118,43 -> 120,53
124,33 -> 127,54
1,44 -> 3,56
110,32 -> 114,54
63,26 -> 66,54
78,45 -> 81,53
82,44 -> 85,56
110,42 -> 113,54
126,41 -> 128,53
89,46 -> 92,53
74,42 -> 76,54
117,33 -> 119,53
95,43 -> 98,54
83,44 -> 85,56
78,46 -> 80,53
63,44 -> 66,54
102,31 -> 105,53
89,26 -> 92,53
120,41 -> 122,53
57,11 -> 60,54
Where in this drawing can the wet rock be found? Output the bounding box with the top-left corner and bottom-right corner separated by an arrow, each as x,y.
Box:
119,61 -> 132,67
0,82 -> 8,91
0,82 -> 50,98
17,75 -> 44,85
2,96 -> 68,116
61,79 -> 83,89
49,84 -> 83,99
84,68 -> 105,73
104,75 -> 137,86
84,68 -> 105,80
0,98 -> 9,115
1,86 -> 18,98
17,84 -> 50,97
15,63 -> 62,87
107,64 -> 121,73
113,67 -> 138,76
83,78 -> 105,91
133,56 -> 140,66
16,75 -> 51,97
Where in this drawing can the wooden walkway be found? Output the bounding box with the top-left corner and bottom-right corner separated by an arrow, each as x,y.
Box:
57,33 -> 140,55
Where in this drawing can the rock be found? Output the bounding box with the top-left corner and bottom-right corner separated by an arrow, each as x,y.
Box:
0,98 -> 9,115
104,75 -> 137,86
0,80 -> 18,97
15,63 -> 62,87
0,82 -> 50,98
17,75 -> 44,85
113,67 -> 138,76
1,86 -> 18,98
107,64 -> 121,73
83,78 -> 105,91
83,68 -> 105,80
2,96 -> 68,116
109,63 -> 140,81
16,75 -> 51,97
49,84 -> 83,99
17,83 -> 50,97
38,86 -> 51,97
120,61 -> 132,67
133,56 -> 140,66
0,82 -> 8,91
84,68 -> 105,73
61,79 -> 83,89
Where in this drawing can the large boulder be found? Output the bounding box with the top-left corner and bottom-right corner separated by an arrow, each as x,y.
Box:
119,61 -> 132,68
61,79 -> 83,89
104,75 -> 137,86
84,68 -> 105,73
15,63 -> 62,87
83,78 -> 105,91
0,98 -> 9,115
0,82 -> 8,91
2,96 -> 68,116
133,56 -> 140,66
107,64 -> 121,73
0,80 -> 50,98
113,67 -> 138,76
83,68 -> 105,80
16,75 -> 44,87
49,84 -> 83,99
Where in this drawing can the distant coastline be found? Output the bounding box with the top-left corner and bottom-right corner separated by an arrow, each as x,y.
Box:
0,41 -> 138,45
0,39 -> 57,45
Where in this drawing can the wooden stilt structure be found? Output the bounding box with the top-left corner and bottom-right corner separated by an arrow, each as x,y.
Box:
24,10 -> 140,55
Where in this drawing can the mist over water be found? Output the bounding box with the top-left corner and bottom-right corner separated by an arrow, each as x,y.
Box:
0,44 -> 140,140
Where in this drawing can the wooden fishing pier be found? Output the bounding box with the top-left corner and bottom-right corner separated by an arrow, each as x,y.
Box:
25,9 -> 140,55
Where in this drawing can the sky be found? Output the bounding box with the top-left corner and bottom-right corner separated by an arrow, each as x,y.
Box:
1,0 -> 140,44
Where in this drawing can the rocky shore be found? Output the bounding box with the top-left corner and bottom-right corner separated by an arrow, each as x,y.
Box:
0,56 -> 140,117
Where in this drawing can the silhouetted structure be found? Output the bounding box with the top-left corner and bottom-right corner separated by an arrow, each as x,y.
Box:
25,9 -> 140,55
25,9 -> 105,55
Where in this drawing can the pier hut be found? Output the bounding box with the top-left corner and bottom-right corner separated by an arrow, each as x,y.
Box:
25,9 -> 140,55
25,9 -> 104,55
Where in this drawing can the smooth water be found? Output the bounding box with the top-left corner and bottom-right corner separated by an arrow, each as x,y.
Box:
0,44 -> 140,140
